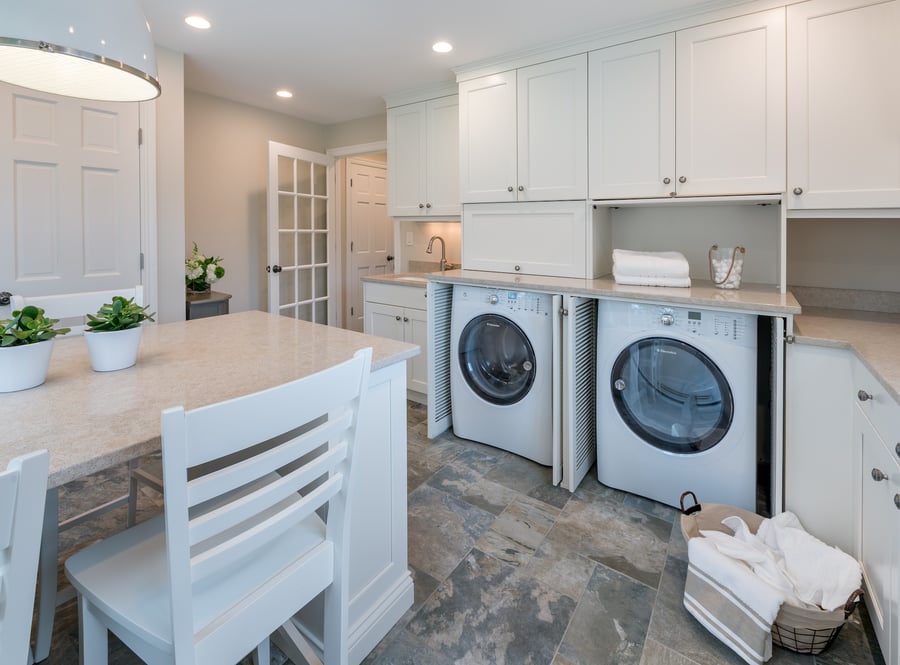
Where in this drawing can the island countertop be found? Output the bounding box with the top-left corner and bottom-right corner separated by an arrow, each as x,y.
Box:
0,310 -> 419,487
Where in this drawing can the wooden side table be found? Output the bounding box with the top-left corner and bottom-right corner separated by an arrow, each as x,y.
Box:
185,291 -> 232,320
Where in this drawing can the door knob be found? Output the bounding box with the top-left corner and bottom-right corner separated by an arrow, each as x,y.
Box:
266,265 -> 282,273
386,255 -> 394,262
871,468 -> 888,482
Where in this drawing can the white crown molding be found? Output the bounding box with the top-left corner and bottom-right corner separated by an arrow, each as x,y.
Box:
383,80 -> 459,109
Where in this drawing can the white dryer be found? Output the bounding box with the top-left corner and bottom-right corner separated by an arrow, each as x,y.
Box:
596,300 -> 758,510
450,284 -> 557,465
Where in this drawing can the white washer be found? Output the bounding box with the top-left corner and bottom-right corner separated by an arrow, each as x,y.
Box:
450,284 -> 555,465
596,300 -> 758,510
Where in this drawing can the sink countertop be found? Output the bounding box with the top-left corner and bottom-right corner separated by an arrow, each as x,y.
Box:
361,272 -> 432,288
794,307 -> 900,404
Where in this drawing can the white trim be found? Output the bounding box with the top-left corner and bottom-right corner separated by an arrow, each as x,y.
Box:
327,140 -> 388,158
383,82 -> 458,109
139,100 -> 158,322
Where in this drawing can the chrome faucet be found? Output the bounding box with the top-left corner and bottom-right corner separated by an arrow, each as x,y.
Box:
426,235 -> 449,271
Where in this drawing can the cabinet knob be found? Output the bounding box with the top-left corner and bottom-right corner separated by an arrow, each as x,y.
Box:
425,203 -> 432,209
418,203 -> 424,209
403,316 -> 409,322
518,185 -> 524,192
793,187 -> 803,196
895,442 -> 900,459
678,176 -> 687,184
858,389 -> 873,402
507,186 -> 514,192
871,468 -> 888,482
895,494 -> 900,510
663,177 -> 671,185
395,315 -> 402,321
514,265 -> 521,272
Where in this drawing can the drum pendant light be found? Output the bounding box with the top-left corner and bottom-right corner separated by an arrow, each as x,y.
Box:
0,0 -> 161,102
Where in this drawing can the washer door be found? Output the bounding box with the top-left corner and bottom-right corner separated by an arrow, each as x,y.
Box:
611,337 -> 733,454
458,313 -> 536,405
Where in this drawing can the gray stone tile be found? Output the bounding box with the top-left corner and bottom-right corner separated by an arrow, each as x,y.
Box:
527,481 -> 573,510
366,629 -> 454,665
517,536 -> 597,601
475,496 -> 559,567
407,484 -> 496,581
623,493 -> 680,523
805,602 -> 878,665
407,455 -> 443,493
461,476 -> 520,515
550,492 -> 671,589
425,460 -> 483,497
484,453 -> 553,494
557,563 -> 656,665
408,548 -> 576,665
667,518 -> 690,563
409,565 -> 441,611
639,638 -> 701,665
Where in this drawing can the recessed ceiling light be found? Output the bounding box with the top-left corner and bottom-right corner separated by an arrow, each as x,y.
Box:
432,41 -> 453,54
185,16 -> 211,30
276,89 -> 293,99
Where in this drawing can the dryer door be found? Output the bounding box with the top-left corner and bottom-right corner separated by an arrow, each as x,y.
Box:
458,313 -> 536,405
611,337 -> 733,454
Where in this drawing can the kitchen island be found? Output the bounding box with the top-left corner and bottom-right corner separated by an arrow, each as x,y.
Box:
0,310 -> 417,664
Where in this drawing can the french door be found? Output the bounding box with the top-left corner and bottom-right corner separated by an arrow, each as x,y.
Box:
266,141 -> 334,324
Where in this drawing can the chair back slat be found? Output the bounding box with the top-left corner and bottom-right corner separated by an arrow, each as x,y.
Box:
160,348 -> 371,663
189,441 -> 347,548
13,286 -> 144,335
186,412 -> 351,508
0,451 -> 48,664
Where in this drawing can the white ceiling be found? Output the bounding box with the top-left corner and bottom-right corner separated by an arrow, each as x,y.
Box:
140,0 -> 737,126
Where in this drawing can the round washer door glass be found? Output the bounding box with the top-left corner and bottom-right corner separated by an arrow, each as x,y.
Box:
611,337 -> 733,454
458,313 -> 536,405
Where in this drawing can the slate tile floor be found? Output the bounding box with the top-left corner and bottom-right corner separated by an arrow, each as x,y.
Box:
48,402 -> 883,665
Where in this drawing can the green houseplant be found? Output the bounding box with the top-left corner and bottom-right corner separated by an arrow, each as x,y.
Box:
0,306 -> 71,392
84,296 -> 155,372
185,242 -> 225,293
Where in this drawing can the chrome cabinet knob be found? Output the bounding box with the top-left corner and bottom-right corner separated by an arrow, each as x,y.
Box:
403,316 -> 409,322
418,203 -> 424,209
663,177 -> 671,184
425,203 -> 431,209
507,186 -> 514,192
678,176 -> 687,183
793,187 -> 803,196
518,185 -> 524,191
858,389 -> 873,402
514,265 -> 521,272
488,294 -> 499,305
872,468 -> 888,482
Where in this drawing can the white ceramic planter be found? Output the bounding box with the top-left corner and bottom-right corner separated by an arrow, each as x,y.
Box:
0,339 -> 55,392
85,326 -> 142,372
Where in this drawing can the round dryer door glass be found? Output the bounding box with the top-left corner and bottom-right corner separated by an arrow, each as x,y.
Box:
458,313 -> 536,405
610,337 -> 733,454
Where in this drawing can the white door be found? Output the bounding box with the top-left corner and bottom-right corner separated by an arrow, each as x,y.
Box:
0,84 -> 141,297
516,54 -> 588,201
458,71 -> 517,203
346,158 -> 391,332
787,0 -> 900,209
589,34 -> 676,199
675,8 -> 786,196
267,141 -> 334,324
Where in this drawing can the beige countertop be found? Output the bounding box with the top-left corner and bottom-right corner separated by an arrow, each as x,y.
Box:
0,310 -> 418,487
361,272 -> 429,287
425,269 -> 801,316
794,307 -> 900,403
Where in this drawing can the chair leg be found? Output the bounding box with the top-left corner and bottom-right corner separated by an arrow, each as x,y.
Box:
126,459 -> 139,527
252,637 -> 270,665
78,596 -> 109,665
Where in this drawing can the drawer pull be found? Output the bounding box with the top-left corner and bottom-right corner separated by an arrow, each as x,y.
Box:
871,468 -> 888,482
857,389 -> 873,402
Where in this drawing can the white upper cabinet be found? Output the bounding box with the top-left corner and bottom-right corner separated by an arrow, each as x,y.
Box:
590,10 -> 786,199
675,8 -> 786,197
387,95 -> 459,217
787,0 -> 900,210
589,34 -> 676,199
459,54 -> 588,203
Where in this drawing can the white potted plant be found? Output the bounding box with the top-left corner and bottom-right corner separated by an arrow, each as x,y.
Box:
84,296 -> 155,372
0,306 -> 71,392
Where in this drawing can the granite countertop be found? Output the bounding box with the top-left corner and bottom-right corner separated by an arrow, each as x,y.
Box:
794,307 -> 900,403
0,311 -> 419,487
426,269 -> 801,316
361,272 -> 430,287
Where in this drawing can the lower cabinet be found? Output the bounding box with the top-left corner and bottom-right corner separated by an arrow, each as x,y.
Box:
364,282 -> 428,398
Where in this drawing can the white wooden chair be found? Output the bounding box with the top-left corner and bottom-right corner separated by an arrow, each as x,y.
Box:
65,347 -> 372,665
10,285 -> 145,336
0,450 -> 49,665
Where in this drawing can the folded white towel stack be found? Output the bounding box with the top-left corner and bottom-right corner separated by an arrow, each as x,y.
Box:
612,249 -> 691,287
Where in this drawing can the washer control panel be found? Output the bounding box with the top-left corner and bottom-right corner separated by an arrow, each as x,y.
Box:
617,303 -> 755,346
457,286 -> 550,316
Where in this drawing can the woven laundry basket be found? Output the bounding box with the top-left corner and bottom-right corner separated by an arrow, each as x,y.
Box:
679,491 -> 862,655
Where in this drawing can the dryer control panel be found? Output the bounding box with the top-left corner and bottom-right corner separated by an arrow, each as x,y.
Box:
476,289 -> 548,315
603,301 -> 757,348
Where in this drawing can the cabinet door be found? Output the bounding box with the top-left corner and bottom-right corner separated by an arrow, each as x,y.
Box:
787,0 -> 900,209
858,406 -> 898,665
589,35 -> 675,200
406,306 -> 428,395
365,301 -> 405,342
675,8 -> 786,196
517,54 -> 588,201
459,71 -> 517,203
425,95 -> 460,216
387,102 -> 427,216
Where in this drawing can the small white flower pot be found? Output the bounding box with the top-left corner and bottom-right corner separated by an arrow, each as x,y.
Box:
0,339 -> 55,392
85,326 -> 143,372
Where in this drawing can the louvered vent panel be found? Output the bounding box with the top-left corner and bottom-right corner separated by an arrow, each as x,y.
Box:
431,285 -> 453,422
573,299 -> 597,469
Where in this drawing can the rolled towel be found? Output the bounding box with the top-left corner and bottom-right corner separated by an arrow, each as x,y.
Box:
612,270 -> 691,288
612,249 -> 691,279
